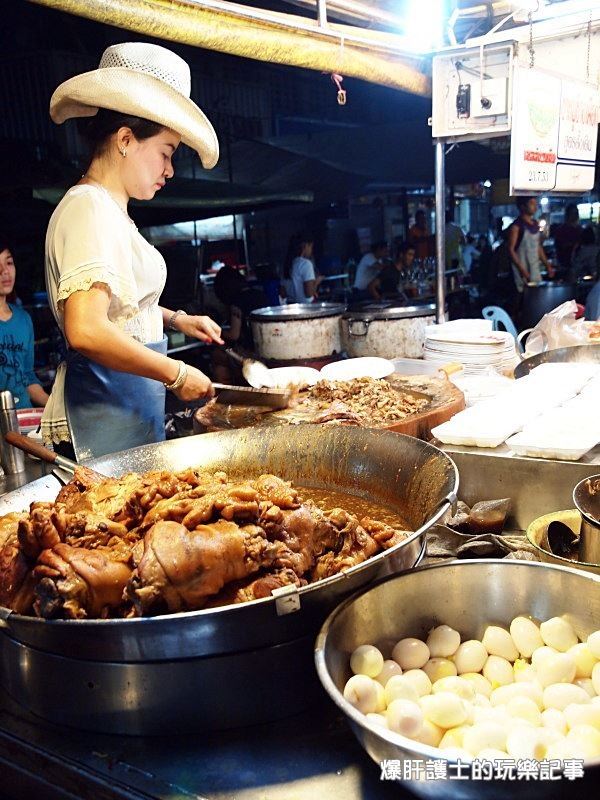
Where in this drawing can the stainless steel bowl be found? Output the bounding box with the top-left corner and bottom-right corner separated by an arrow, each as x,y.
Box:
315,560 -> 600,798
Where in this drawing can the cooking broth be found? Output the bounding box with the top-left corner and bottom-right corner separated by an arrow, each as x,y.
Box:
299,486 -> 412,531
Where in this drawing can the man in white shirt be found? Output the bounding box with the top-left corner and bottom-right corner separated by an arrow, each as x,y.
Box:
352,241 -> 388,294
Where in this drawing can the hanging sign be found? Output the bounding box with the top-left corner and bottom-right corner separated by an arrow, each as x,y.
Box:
510,66 -> 599,194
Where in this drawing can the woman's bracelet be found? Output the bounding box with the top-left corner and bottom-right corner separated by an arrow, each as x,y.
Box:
164,360 -> 188,392
167,309 -> 186,331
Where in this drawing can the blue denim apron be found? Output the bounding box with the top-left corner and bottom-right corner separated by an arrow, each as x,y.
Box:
64,338 -> 168,461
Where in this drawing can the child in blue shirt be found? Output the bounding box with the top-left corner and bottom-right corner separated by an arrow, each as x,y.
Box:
0,242 -> 48,408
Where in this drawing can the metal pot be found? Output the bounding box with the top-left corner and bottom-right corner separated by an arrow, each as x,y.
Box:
514,344 -> 600,378
341,304 -> 436,360
0,427 -> 458,662
0,427 -> 457,734
573,474 -> 600,565
250,302 -> 345,360
316,560 -> 600,798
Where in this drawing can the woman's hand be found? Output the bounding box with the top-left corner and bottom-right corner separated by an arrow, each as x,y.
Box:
172,365 -> 215,402
177,314 -> 224,345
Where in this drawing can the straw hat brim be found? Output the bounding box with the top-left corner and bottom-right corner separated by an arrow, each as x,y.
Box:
50,67 -> 219,169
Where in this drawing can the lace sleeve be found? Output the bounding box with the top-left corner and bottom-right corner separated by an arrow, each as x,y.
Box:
51,190 -> 139,325
56,264 -> 138,326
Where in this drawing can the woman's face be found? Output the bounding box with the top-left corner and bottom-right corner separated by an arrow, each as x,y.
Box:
123,127 -> 181,201
0,249 -> 16,297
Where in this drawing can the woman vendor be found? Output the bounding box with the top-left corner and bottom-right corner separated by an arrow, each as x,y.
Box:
41,42 -> 223,460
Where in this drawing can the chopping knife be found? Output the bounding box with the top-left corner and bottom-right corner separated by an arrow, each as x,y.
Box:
211,383 -> 290,409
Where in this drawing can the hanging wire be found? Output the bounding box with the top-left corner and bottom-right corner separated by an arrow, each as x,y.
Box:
586,10 -> 592,82
528,11 -> 535,69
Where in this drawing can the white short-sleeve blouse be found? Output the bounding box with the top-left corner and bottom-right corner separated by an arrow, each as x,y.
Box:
41,184 -> 167,444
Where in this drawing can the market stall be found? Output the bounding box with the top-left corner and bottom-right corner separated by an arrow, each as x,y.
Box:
1,1 -> 599,797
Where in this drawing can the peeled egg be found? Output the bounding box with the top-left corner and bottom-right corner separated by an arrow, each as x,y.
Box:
482,626 -> 519,662
366,712 -> 388,728
462,721 -> 507,756
432,676 -> 475,702
587,630 -> 600,659
386,698 -> 424,738
461,673 -> 493,698
514,661 -> 538,683
538,727 -> 564,748
477,747 -> 508,760
426,625 -> 461,658
510,616 -> 544,658
505,695 -> 542,726
592,661 -> 600,696
543,682 -> 591,711
564,702 -> 600,731
566,724 -> 600,760
375,659 -> 403,687
420,691 -> 468,728
541,708 -> 568,735
454,640 -> 488,674
539,617 -> 578,653
413,719 -> 444,747
438,746 -> 473,761
392,637 -> 430,670
545,737 -> 580,760
535,652 -> 576,688
531,646 -> 559,670
473,693 -> 492,708
439,725 -> 470,749
490,681 -> 544,710
505,726 -> 547,759
402,669 -> 433,697
574,678 -> 596,698
568,643 -> 597,679
384,675 -> 420,706
343,675 -> 381,714
483,655 -> 514,687
423,657 -> 457,683
350,644 -> 384,678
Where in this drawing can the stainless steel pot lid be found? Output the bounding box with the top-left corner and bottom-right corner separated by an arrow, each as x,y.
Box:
342,303 -> 436,321
250,302 -> 346,322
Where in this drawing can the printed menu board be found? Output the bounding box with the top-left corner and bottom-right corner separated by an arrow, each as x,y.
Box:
510,66 -> 599,194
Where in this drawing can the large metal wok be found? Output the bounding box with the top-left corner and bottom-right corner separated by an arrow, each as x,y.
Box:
0,426 -> 457,733
514,343 -> 600,378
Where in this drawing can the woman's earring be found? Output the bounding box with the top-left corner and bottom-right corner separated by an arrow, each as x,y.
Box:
120,149 -> 127,158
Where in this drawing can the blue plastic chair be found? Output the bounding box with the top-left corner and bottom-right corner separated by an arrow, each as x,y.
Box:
482,305 -> 519,338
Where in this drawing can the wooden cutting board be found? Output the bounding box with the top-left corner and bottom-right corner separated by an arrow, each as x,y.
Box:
194,373 -> 464,441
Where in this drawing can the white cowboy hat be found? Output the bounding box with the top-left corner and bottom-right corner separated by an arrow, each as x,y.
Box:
50,42 -> 219,169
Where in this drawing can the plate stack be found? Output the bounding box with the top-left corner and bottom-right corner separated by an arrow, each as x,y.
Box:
424,321 -> 518,375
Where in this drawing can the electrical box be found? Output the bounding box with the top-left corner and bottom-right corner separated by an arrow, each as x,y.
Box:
431,43 -> 513,140
471,78 -> 508,117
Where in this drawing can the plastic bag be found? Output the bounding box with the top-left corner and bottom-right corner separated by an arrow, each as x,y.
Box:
524,300 -> 591,356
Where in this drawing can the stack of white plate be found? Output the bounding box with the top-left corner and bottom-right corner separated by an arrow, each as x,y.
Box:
424,322 -> 518,375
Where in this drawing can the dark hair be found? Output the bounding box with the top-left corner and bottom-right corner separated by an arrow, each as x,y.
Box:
516,196 -> 534,211
565,204 -> 579,223
581,226 -> 596,246
77,108 -> 165,161
283,232 -> 313,279
0,236 -> 13,255
397,241 -> 415,257
214,265 -> 245,305
372,240 -> 387,254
